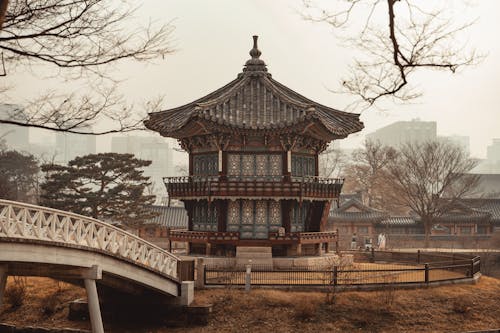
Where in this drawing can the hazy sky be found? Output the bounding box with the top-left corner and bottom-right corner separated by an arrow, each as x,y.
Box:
5,0 -> 500,158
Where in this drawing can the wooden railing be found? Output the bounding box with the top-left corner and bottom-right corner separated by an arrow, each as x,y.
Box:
170,230 -> 240,243
204,250 -> 481,287
163,175 -> 343,200
0,199 -> 180,280
170,229 -> 337,245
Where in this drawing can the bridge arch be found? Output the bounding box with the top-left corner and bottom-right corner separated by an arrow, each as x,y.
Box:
0,199 -> 193,333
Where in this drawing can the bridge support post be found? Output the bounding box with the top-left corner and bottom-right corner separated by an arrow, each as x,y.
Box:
0,264 -> 7,311
84,278 -> 104,333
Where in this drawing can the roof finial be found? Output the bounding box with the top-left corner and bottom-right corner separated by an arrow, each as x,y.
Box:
250,35 -> 261,59
243,35 -> 267,73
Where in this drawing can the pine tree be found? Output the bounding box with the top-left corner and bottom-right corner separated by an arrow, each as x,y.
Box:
0,150 -> 40,203
41,153 -> 156,227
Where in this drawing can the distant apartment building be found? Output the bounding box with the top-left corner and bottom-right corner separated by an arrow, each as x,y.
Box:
438,135 -> 470,156
110,135 -> 174,198
0,104 -> 30,152
366,119 -> 437,147
55,131 -> 96,164
474,139 -> 500,173
487,139 -> 500,163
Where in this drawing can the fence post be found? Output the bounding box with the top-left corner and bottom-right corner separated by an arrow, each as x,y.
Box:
370,247 -> 375,263
245,261 -> 252,292
0,264 -> 7,311
333,266 -> 338,286
424,263 -> 429,283
417,250 -> 421,264
196,258 -> 205,289
335,229 -> 339,254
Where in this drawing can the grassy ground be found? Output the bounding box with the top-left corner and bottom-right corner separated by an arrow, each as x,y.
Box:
1,276 -> 500,332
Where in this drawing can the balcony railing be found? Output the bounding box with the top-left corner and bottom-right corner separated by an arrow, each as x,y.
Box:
163,175 -> 343,200
169,230 -> 337,245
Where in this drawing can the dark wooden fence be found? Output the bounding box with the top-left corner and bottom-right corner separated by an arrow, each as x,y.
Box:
204,251 -> 480,287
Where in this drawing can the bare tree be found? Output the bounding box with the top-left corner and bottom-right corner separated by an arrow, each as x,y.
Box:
318,145 -> 347,178
302,0 -> 479,109
342,139 -> 397,211
386,140 -> 480,247
0,0 -> 174,134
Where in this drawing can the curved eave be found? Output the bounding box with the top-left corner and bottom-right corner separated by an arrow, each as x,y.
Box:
158,117 -> 351,141
144,73 -> 364,138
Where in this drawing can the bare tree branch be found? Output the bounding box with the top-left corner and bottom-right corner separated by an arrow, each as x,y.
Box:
0,88 -> 166,135
0,0 -> 174,134
302,0 -> 481,109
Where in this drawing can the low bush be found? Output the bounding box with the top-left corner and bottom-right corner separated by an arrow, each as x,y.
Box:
4,277 -> 27,309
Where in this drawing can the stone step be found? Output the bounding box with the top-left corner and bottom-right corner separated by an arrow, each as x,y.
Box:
236,246 -> 273,267
236,246 -> 272,254
236,258 -> 273,267
236,252 -> 273,259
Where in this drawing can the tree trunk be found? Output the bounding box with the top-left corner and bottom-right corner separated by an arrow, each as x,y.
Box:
423,218 -> 432,248
0,0 -> 8,30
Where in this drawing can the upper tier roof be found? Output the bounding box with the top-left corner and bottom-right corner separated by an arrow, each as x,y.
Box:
145,36 -> 364,140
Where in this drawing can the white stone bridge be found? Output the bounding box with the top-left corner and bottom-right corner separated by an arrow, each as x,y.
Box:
0,199 -> 194,333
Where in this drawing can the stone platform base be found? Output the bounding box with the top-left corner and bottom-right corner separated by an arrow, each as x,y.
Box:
188,253 -> 353,269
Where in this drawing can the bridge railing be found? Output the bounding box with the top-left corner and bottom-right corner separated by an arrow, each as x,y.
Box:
0,199 -> 180,281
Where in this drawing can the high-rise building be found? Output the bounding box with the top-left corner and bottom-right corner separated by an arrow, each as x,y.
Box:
474,139 -> 500,173
55,131 -> 96,164
110,135 -> 174,198
366,119 -> 437,147
487,139 -> 500,163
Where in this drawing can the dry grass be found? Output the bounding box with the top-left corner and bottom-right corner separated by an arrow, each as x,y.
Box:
1,276 -> 500,332
0,277 -> 88,331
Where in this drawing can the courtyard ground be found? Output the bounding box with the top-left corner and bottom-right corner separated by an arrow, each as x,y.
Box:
1,276 -> 500,332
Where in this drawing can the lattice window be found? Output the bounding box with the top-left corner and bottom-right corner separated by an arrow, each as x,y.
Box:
255,200 -> 267,225
226,154 -> 282,180
290,201 -> 309,232
269,154 -> 282,178
227,154 -> 241,176
193,154 -> 218,176
242,200 -> 253,225
255,155 -> 267,178
269,201 -> 281,225
242,155 -> 254,177
291,155 -> 316,177
192,201 -> 218,231
226,200 -> 282,238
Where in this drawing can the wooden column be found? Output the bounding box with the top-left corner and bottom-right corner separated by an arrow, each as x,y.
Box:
0,264 -> 7,311
220,151 -> 228,180
283,151 -> 291,181
282,200 -> 292,233
314,154 -> 319,177
184,200 -> 194,231
84,278 -> 104,333
216,200 -> 227,232
319,200 -> 332,232
188,154 -> 193,175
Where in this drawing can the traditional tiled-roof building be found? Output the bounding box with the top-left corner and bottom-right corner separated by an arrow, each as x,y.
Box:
145,36 -> 364,256
329,196 -> 500,249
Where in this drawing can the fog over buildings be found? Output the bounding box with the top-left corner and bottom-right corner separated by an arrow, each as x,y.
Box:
110,135 -> 175,200
1,1 -> 499,180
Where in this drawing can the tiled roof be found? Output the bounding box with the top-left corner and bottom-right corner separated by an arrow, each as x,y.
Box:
144,205 -> 188,229
379,216 -> 417,226
329,198 -> 388,222
144,36 -> 363,139
461,198 -> 500,225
